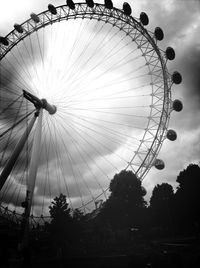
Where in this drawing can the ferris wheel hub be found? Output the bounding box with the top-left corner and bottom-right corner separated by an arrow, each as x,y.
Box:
41,99 -> 57,115
23,90 -> 57,115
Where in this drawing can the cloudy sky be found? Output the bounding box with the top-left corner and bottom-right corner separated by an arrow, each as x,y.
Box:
0,0 -> 200,216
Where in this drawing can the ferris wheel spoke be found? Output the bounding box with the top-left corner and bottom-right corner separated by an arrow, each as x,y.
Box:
66,32 -> 130,94
54,112 -> 108,181
0,94 -> 23,115
44,114 -> 84,209
52,119 -> 102,206
2,56 -> 32,91
71,25 -> 117,81
48,115 -> 72,203
0,109 -> 35,139
10,46 -> 38,92
66,27 -> 126,88
0,68 -> 29,94
55,112 -> 119,182
67,74 -> 150,105
48,116 -> 89,211
65,21 -> 106,86
57,110 -> 131,168
58,111 -> 135,160
63,19 -> 91,78
65,107 -> 148,123
66,81 -> 150,106
59,108 -> 146,130
67,56 -> 144,102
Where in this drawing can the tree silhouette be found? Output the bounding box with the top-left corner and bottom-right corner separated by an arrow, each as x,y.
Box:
98,170 -> 147,230
49,193 -> 71,220
149,183 -> 174,232
73,208 -> 84,222
174,164 -> 200,233
48,193 -> 74,251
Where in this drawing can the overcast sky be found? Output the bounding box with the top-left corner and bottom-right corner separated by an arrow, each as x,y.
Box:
0,0 -> 200,214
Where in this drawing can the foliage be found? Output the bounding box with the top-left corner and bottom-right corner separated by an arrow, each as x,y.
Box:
44,164 -> 200,248
98,170 -> 147,229
149,183 -> 174,230
73,208 -> 85,222
48,193 -> 74,247
174,164 -> 200,231
150,183 -> 174,207
49,193 -> 71,221
148,164 -> 200,235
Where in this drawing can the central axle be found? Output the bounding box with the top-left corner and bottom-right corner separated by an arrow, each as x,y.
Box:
23,90 -> 57,115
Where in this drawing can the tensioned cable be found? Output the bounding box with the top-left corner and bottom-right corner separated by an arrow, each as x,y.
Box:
67,24 -> 117,85
59,108 -> 142,148
69,52 -> 146,101
51,116 -> 98,207
54,111 -> 111,186
66,30 -> 131,95
44,113 -> 78,209
48,114 -> 86,211
56,111 -> 124,170
43,114 -> 73,209
0,94 -> 22,115
2,56 -> 31,91
64,81 -> 150,107
0,110 -> 35,138
65,20 -> 104,85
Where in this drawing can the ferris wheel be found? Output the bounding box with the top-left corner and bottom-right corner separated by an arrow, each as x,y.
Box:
0,0 -> 183,225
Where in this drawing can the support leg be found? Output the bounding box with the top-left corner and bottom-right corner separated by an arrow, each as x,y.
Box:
0,112 -> 37,191
22,109 -> 43,248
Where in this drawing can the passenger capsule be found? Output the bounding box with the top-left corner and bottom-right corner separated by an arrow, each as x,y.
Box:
105,0 -> 113,9
172,71 -> 182,84
166,129 -> 177,141
173,99 -> 183,112
0,36 -> 9,46
67,0 -> 75,10
86,0 -> 94,8
14,23 -> 23,33
166,47 -> 175,60
154,27 -> 164,41
140,12 -> 149,26
123,2 -> 132,15
30,13 -> 40,23
154,159 -> 165,170
48,4 -> 57,15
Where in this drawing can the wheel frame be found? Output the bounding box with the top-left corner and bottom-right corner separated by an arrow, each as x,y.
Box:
0,2 -> 172,223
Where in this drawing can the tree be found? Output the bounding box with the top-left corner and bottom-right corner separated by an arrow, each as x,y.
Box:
98,170 -> 147,230
174,164 -> 200,233
48,193 -> 74,250
149,183 -> 174,231
49,193 -> 71,221
73,208 -> 84,222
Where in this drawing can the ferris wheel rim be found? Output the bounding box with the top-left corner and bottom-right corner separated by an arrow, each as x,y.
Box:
0,1 -> 172,221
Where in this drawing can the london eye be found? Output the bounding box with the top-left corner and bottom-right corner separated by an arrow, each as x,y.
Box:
0,0 -> 183,225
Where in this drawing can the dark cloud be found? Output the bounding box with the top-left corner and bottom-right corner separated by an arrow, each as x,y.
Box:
181,46 -> 200,105
140,0 -> 200,42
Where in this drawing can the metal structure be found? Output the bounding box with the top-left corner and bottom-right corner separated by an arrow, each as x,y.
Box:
0,1 -> 182,225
